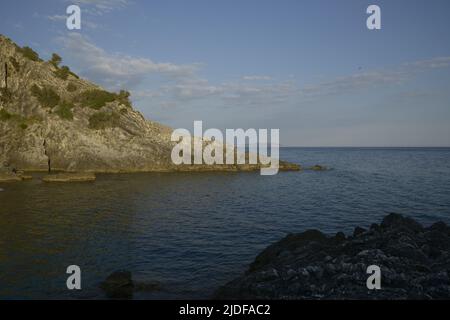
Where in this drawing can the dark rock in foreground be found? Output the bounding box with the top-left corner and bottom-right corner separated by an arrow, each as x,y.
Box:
215,214 -> 450,299
100,270 -> 164,299
100,270 -> 134,299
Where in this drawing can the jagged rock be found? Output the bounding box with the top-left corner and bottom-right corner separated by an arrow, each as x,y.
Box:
248,230 -> 328,273
353,227 -> 366,237
381,213 -> 423,233
215,214 -> 450,300
334,232 -> 346,242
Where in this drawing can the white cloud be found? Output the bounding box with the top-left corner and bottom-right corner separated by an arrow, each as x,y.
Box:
69,0 -> 131,15
300,70 -> 408,97
404,56 -> 450,69
300,57 -> 450,98
47,13 -> 99,29
55,32 -> 450,111
47,14 -> 66,22
242,75 -> 272,81
59,33 -> 200,90
157,77 -> 297,108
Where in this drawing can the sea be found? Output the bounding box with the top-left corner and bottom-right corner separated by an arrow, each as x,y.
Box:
1,147 -> 450,299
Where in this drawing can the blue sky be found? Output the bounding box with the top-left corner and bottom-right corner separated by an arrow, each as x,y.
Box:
1,0 -> 450,146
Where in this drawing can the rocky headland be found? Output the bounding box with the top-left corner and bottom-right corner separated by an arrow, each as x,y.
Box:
215,213 -> 450,299
0,34 -> 299,174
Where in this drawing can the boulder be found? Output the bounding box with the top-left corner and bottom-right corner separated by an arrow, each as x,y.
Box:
100,270 -> 134,299
215,214 -> 450,300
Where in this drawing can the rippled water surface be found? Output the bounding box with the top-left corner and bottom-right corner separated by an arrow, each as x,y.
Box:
1,148 -> 450,299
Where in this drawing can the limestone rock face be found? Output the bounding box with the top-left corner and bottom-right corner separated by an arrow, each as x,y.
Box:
0,35 -> 299,173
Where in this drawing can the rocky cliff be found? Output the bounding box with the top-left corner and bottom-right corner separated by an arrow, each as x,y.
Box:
0,35 -> 299,173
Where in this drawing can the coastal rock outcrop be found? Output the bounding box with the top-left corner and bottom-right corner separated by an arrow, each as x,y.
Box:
41,172 -> 96,182
100,270 -> 163,299
0,169 -> 32,181
0,35 -> 299,173
215,214 -> 450,299
100,270 -> 134,299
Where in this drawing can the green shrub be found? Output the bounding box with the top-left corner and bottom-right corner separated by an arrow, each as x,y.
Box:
78,89 -> 117,110
0,108 -> 12,120
49,53 -> 62,67
78,89 -> 133,110
9,56 -> 20,72
31,85 -> 60,109
19,122 -> 28,130
69,70 -> 79,79
0,109 -> 27,124
17,46 -> 40,61
67,83 -> 77,92
55,101 -> 74,120
117,90 -> 132,108
54,66 -> 70,80
88,111 -> 119,130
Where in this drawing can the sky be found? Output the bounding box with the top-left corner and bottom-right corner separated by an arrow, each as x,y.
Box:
1,0 -> 450,146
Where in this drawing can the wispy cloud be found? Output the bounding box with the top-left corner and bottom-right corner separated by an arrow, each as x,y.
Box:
242,75 -> 272,81
300,57 -> 450,98
300,70 -> 408,97
59,33 -> 200,90
135,55 -> 450,110
43,0 -> 131,29
147,77 -> 297,108
68,0 -> 131,15
58,34 -> 296,107
403,56 -> 450,69
47,13 -> 99,29
56,32 -> 450,111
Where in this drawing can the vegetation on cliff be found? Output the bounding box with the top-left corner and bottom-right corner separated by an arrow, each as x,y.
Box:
16,46 -> 41,62
31,84 -> 60,109
0,34 -> 299,173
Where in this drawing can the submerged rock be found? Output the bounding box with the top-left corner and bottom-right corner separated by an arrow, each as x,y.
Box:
215,213 -> 450,300
42,172 -> 96,182
100,270 -> 134,299
100,270 -> 163,299
0,172 -> 22,182
0,170 -> 31,181
307,165 -> 328,171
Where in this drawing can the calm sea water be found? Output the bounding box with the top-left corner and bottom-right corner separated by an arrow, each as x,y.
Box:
1,147 -> 450,299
